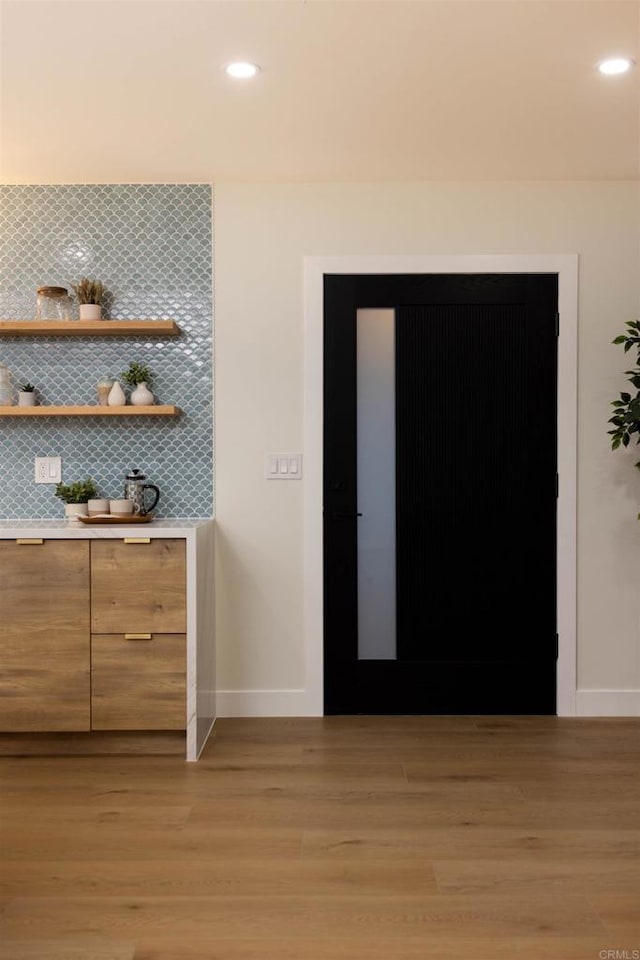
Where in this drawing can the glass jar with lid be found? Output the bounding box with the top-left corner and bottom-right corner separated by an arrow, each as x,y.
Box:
0,362 -> 13,405
36,286 -> 73,321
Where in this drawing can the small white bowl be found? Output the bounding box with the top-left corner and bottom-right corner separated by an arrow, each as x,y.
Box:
88,498 -> 110,516
110,498 -> 134,516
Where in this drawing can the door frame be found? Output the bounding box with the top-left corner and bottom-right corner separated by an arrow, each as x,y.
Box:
303,254 -> 578,717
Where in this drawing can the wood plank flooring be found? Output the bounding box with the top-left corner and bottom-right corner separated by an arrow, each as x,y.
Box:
1,716 -> 639,960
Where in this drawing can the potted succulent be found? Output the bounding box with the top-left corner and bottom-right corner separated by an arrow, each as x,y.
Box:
120,361 -> 155,405
54,478 -> 98,520
608,319 -> 640,516
17,383 -> 37,407
71,277 -> 106,321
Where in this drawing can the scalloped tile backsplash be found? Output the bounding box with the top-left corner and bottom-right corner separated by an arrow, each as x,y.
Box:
0,184 -> 213,519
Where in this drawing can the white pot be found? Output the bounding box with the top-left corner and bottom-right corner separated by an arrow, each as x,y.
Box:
79,303 -> 102,321
107,380 -> 126,406
17,391 -> 36,406
130,381 -> 155,406
64,503 -> 88,521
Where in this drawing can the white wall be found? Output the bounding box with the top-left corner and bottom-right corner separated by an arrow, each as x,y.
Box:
214,181 -> 640,716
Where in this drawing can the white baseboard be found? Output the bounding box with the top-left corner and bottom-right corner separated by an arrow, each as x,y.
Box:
217,688 -> 640,719
216,689 -> 319,717
576,689 -> 640,717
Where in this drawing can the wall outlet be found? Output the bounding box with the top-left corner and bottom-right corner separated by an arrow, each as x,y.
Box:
35,457 -> 61,484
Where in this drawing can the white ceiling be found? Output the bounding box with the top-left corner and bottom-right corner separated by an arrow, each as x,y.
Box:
1,0 -> 638,182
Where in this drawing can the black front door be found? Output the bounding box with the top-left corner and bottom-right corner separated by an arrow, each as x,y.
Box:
323,273 -> 558,715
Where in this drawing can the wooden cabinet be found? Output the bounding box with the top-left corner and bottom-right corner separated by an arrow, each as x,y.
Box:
91,539 -> 186,633
0,540 -> 90,732
0,537 -> 186,734
90,539 -> 187,731
91,634 -> 185,731
0,521 -> 215,760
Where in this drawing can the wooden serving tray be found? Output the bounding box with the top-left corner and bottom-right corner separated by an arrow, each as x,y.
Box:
77,513 -> 155,525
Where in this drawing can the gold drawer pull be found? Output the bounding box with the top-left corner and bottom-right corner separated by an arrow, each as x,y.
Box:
125,633 -> 152,641
123,537 -> 151,544
16,538 -> 44,545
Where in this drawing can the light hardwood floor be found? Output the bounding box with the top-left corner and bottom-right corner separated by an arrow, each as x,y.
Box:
1,716 -> 639,960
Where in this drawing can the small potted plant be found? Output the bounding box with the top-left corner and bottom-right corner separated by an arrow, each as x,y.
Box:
54,478 -> 99,520
71,277 -> 106,321
17,383 -> 37,407
120,361 -> 155,405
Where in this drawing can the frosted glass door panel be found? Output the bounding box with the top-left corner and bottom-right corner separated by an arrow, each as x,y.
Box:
357,308 -> 396,661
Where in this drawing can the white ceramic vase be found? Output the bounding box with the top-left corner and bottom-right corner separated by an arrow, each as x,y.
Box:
79,303 -> 102,321
17,391 -> 36,406
130,381 -> 154,406
107,380 -> 126,406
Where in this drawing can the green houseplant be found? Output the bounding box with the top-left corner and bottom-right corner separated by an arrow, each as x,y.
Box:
120,361 -> 152,387
608,320 -> 640,519
120,361 -> 155,406
71,277 -> 106,321
608,320 -> 640,463
54,478 -> 98,520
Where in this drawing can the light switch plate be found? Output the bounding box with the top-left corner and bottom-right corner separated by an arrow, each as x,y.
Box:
265,453 -> 302,479
35,457 -> 61,484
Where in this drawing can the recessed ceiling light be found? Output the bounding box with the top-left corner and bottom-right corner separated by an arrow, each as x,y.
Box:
597,57 -> 634,76
225,62 -> 260,80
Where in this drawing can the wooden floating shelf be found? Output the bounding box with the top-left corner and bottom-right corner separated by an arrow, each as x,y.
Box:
0,320 -> 180,337
0,405 -> 181,418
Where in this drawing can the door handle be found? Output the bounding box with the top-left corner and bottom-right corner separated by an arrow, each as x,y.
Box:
325,512 -> 363,519
15,538 -> 44,544
123,537 -> 151,544
125,633 -> 152,641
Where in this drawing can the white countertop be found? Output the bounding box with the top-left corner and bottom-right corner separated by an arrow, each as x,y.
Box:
0,518 -> 214,538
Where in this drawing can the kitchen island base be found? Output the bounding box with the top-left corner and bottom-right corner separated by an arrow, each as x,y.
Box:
0,519 -> 215,761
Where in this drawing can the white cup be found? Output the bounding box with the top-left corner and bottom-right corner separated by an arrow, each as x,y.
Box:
110,498 -> 134,516
87,498 -> 110,517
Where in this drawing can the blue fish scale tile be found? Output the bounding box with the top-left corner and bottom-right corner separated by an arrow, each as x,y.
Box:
0,184 -> 213,519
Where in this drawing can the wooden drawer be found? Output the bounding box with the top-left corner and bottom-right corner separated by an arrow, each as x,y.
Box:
91,633 -> 186,731
91,539 -> 186,634
0,539 -> 90,731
